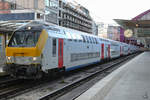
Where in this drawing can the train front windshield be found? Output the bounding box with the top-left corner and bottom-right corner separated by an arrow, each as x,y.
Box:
8,30 -> 41,47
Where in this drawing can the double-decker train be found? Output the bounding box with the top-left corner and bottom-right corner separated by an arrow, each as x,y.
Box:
5,21 -> 139,79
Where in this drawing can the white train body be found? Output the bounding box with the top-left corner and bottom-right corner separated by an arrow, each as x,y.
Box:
5,21 -> 139,79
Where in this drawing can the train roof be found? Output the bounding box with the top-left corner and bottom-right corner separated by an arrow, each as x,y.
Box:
18,21 -> 134,46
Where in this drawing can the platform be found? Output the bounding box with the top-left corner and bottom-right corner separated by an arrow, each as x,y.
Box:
75,52 -> 150,100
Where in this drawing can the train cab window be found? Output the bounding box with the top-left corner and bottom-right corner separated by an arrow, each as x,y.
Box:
8,30 -> 41,47
52,38 -> 57,57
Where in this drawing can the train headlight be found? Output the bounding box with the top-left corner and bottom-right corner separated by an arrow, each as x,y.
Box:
7,57 -> 11,60
6,56 -> 13,63
33,57 -> 37,61
27,26 -> 31,30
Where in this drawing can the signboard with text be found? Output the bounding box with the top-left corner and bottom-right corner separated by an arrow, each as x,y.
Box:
0,13 -> 35,21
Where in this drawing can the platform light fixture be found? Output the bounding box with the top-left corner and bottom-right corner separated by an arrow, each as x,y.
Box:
136,24 -> 139,27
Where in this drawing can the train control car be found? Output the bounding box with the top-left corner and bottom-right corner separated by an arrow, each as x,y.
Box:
5,21 -> 139,79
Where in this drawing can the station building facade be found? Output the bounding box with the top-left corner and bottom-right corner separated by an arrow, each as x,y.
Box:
97,22 -> 120,41
117,9 -> 150,47
0,0 -> 97,64
0,0 -> 94,34
58,0 -> 93,33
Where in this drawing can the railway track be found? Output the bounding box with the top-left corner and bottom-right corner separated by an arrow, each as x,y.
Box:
0,78 -> 48,100
0,53 -> 140,100
39,53 -> 139,100
0,74 -> 10,81
0,76 -> 53,100
0,78 -> 19,89
0,79 -> 26,100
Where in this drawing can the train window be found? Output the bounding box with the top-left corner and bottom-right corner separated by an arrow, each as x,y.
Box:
52,38 -> 57,57
81,35 -> 86,42
79,39 -> 82,42
74,39 -> 77,42
91,37 -> 93,43
92,37 -> 96,44
63,30 -> 66,34
91,37 -> 94,44
89,37 -> 92,43
68,39 -> 72,41
94,38 -> 97,44
86,36 -> 89,43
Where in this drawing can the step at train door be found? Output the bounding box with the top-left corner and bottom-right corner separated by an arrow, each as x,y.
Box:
58,39 -> 63,68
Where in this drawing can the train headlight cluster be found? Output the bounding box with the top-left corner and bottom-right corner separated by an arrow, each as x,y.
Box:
32,57 -> 41,64
6,56 -> 13,63
33,57 -> 37,61
7,56 -> 11,60
27,26 -> 31,30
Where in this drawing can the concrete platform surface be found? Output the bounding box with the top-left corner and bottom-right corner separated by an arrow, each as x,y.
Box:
75,52 -> 150,100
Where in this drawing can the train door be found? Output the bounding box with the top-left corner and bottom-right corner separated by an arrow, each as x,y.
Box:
104,43 -> 107,59
101,43 -> 104,60
58,39 -> 63,68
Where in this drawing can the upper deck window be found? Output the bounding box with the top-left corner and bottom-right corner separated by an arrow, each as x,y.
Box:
86,36 -> 89,43
89,37 -> 92,43
81,35 -> 86,42
94,38 -> 98,44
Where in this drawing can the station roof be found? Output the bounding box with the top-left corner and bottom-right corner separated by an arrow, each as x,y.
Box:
114,19 -> 150,29
114,19 -> 150,46
0,20 -> 30,33
132,9 -> 150,20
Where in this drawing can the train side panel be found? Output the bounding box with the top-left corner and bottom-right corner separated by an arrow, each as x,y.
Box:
64,39 -> 101,71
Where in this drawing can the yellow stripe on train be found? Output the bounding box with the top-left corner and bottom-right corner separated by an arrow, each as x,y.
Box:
6,29 -> 48,57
